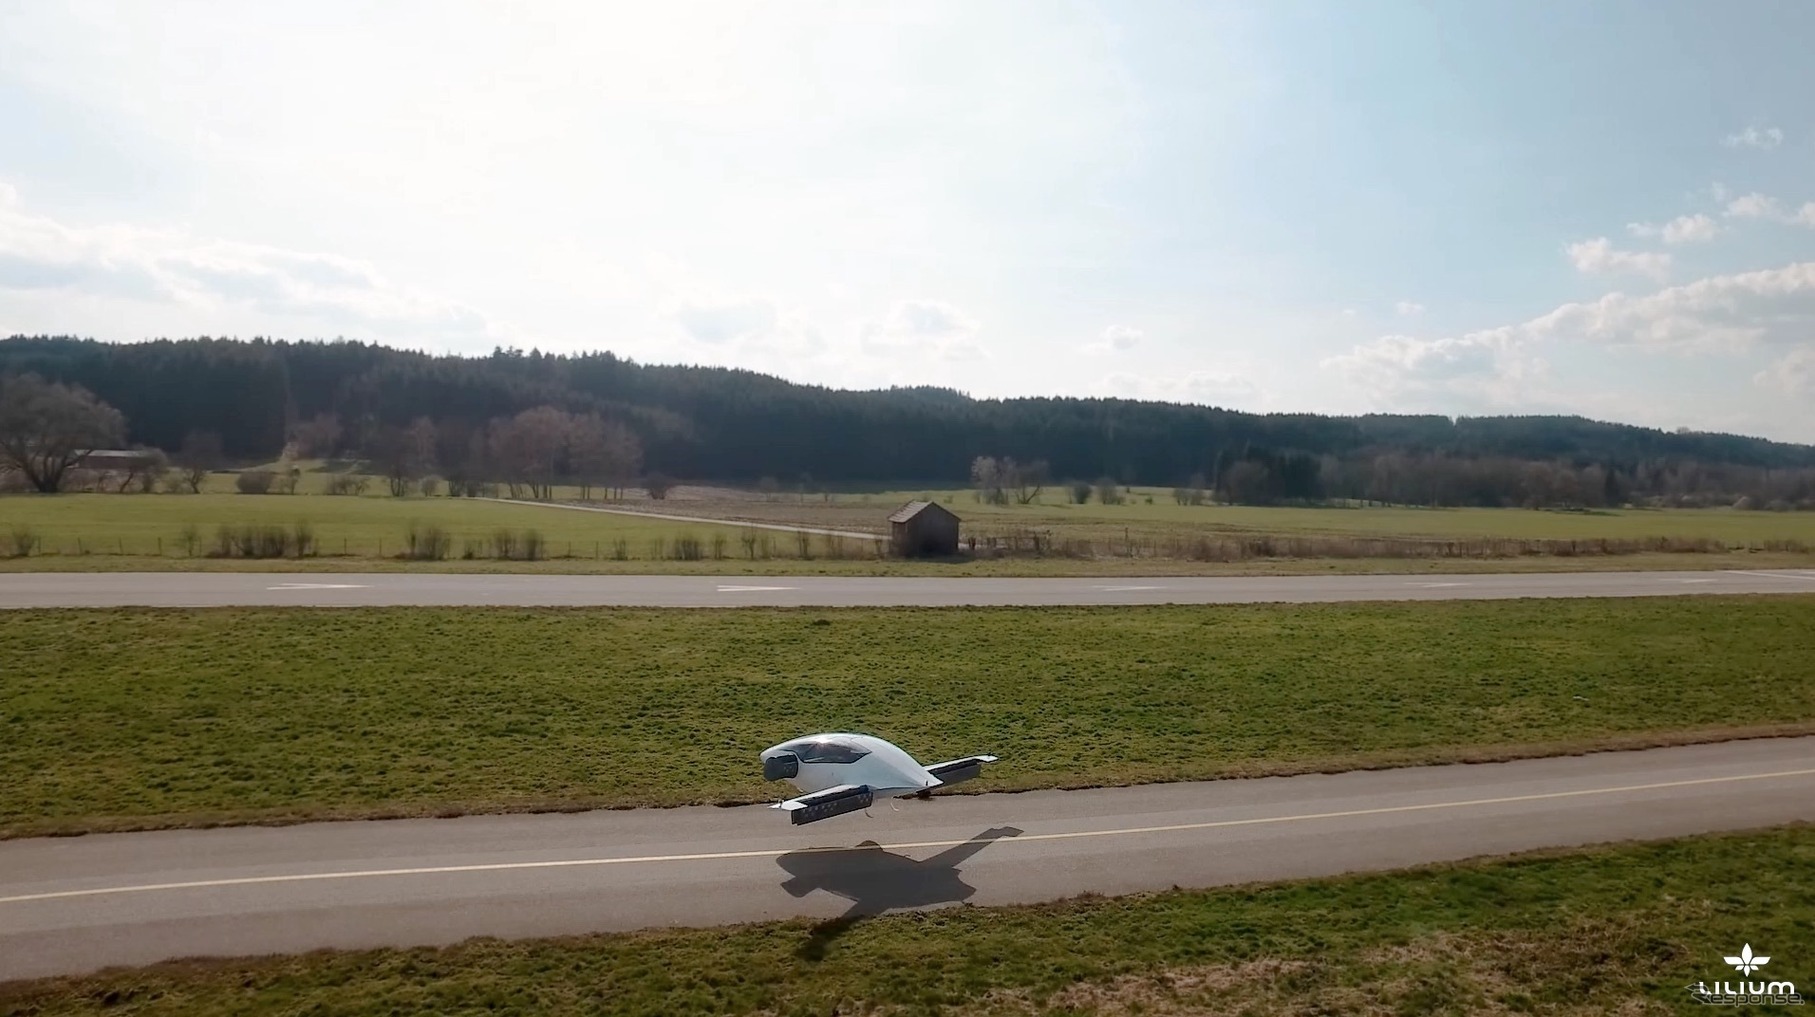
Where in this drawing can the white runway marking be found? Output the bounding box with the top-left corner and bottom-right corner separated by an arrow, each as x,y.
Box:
1096,585 -> 1164,591
5,766 -> 1810,907
716,585 -> 795,592
1724,570 -> 1815,582
266,583 -> 370,590
1411,582 -> 1468,588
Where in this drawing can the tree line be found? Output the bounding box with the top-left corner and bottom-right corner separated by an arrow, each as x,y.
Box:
4,334 -> 1815,509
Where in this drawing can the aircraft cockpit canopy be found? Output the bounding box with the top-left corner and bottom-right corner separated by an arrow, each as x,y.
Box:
775,736 -> 872,764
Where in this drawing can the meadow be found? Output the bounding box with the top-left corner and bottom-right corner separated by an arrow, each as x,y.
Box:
4,823 -> 1807,1014
3,595 -> 1812,838
6,482 -> 1815,575
0,492 -> 866,564
633,482 -> 1815,544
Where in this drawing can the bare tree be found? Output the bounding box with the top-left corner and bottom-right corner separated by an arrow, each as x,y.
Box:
433,418 -> 477,496
458,424 -> 491,497
0,374 -> 128,493
1173,471 -> 1208,506
174,430 -> 224,493
566,413 -> 610,501
114,447 -> 170,493
1012,458 -> 1050,504
602,419 -> 643,500
406,417 -> 438,477
970,455 -> 1005,504
367,424 -> 430,497
486,406 -> 568,499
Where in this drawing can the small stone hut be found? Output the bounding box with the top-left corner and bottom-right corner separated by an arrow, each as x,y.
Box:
887,500 -> 961,558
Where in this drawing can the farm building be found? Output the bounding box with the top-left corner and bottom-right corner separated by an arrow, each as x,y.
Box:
887,500 -> 961,558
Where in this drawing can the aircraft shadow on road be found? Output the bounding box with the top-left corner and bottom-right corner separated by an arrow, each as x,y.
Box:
776,825 -> 1024,960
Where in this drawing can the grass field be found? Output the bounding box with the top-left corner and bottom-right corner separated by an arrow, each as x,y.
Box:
620,483 -> 1815,544
4,596 -> 1812,838
0,492 -> 864,563
4,824 -> 1808,1014
7,489 -> 1815,575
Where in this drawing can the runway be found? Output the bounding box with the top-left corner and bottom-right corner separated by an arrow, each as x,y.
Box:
2,567 -> 1814,609
2,736 -> 1811,982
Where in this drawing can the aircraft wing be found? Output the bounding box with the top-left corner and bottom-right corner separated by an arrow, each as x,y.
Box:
923,754 -> 998,787
772,783 -> 874,825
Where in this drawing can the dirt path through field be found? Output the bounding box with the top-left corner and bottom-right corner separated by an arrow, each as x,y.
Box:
483,498 -> 885,542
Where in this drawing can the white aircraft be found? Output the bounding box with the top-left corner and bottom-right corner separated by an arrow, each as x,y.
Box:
759,732 -> 999,825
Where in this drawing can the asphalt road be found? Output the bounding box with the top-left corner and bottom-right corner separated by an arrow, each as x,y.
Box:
2,737 -> 1811,982
2,567 -> 1814,609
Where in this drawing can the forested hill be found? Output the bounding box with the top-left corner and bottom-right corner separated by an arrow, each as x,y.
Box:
5,334 -> 1815,489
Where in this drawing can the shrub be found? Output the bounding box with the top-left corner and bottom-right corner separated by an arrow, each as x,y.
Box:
6,525 -> 36,557
403,523 -> 451,560
491,528 -> 516,560
235,470 -> 276,494
486,528 -> 544,560
210,523 -> 300,558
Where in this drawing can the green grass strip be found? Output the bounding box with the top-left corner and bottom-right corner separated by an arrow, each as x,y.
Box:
4,824 -> 1810,1015
3,596 -> 1813,837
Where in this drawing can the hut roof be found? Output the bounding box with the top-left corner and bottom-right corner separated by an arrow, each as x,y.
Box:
887,500 -> 938,524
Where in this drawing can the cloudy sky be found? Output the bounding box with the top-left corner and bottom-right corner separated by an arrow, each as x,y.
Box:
3,0 -> 1814,442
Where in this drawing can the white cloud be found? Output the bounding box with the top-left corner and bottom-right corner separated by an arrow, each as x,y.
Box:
1725,192 -> 1782,219
670,297 -> 779,345
0,180 -> 501,341
1715,192 -> 1815,228
1321,327 -> 1539,405
1083,323 -> 1143,354
1754,348 -> 1815,395
1104,324 -> 1142,349
663,293 -> 829,363
1526,261 -> 1815,355
1395,300 -> 1425,316
1326,261 -> 1815,409
1721,125 -> 1784,150
1626,213 -> 1718,244
1565,237 -> 1670,280
858,299 -> 986,361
